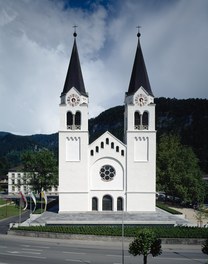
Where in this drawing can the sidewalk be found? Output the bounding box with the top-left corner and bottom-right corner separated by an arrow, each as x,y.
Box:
170,207 -> 208,226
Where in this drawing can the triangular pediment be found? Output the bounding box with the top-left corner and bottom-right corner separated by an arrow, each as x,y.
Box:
90,131 -> 126,148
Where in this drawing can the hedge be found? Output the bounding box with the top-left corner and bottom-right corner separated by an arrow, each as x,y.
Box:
12,225 -> 208,239
156,202 -> 183,215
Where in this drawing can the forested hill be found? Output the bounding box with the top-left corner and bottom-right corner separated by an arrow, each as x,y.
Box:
0,97 -> 208,174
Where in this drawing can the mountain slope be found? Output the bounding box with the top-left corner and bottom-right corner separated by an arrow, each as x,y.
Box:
0,97 -> 207,173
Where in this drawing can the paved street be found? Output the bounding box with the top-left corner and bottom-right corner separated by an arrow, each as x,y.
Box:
0,210 -> 30,234
0,235 -> 207,264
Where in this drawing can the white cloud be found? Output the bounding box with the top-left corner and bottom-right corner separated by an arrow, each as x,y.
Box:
0,0 -> 207,135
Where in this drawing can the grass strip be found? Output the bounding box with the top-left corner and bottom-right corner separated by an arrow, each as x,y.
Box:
0,205 -> 20,220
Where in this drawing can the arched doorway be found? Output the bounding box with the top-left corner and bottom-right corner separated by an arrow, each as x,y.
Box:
92,197 -> 98,211
102,195 -> 113,211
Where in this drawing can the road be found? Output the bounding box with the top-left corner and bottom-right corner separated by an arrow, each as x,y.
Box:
0,235 -> 207,264
0,210 -> 30,234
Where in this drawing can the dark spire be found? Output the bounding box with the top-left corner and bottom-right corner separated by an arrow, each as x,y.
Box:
126,31 -> 154,96
61,30 -> 87,97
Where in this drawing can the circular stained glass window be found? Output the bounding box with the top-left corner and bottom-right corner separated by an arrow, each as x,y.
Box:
100,165 -> 116,181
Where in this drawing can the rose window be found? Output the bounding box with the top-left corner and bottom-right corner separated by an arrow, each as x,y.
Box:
100,165 -> 116,181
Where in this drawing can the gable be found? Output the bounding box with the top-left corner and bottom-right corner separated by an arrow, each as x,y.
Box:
89,131 -> 126,160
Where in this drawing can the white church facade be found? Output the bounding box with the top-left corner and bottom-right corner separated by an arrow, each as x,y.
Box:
59,31 -> 156,213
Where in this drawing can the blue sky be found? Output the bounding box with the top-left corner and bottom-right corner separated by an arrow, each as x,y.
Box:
0,0 -> 207,135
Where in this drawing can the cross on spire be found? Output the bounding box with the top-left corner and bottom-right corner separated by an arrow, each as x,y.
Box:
73,25 -> 78,37
136,26 -> 141,37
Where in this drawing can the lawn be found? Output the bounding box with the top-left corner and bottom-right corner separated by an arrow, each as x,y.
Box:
0,199 -> 7,205
0,204 -> 21,220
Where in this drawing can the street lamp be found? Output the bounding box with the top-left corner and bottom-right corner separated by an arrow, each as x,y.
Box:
122,208 -> 124,264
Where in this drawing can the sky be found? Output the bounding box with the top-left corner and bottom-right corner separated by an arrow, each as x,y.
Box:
0,0 -> 208,135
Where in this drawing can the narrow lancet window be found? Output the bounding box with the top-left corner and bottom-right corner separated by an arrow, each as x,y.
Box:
75,111 -> 81,129
67,112 -> 73,129
134,111 -> 141,130
142,111 -> 149,130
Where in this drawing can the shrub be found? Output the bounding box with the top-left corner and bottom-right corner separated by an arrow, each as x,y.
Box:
156,202 -> 182,214
12,225 -> 208,239
202,239 -> 208,255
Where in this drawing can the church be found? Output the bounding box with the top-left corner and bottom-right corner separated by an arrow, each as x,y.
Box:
58,31 -> 156,213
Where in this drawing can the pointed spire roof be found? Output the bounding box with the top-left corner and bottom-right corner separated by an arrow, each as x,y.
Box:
61,32 -> 87,97
127,32 -> 154,97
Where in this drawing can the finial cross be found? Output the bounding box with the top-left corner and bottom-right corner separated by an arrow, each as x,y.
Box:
73,25 -> 78,33
136,26 -> 141,33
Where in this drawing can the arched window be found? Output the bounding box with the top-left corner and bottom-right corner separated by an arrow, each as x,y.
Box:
134,112 -> 141,129
102,195 -> 113,211
116,146 -> 119,152
121,150 -> 124,156
75,111 -> 81,128
96,146 -> 99,153
92,197 -> 98,211
111,142 -> 114,149
106,138 -> 109,145
101,142 -> 104,148
142,111 -> 149,129
117,197 -> 123,211
67,112 -> 73,128
90,150 -> 94,156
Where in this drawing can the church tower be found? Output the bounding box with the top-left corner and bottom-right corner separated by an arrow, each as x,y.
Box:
124,32 -> 156,211
59,32 -> 89,212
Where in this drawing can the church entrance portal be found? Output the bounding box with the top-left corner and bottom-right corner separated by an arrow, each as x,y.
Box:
102,195 -> 112,211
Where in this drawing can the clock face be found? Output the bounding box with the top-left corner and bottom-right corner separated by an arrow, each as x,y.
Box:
135,94 -> 148,106
67,94 -> 80,106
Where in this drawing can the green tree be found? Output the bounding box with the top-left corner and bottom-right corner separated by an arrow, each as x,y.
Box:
157,134 -> 205,204
195,204 -> 208,227
0,156 -> 10,176
129,229 -> 162,264
21,150 -> 58,194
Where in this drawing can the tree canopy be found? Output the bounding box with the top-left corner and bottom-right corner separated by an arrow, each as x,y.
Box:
129,229 -> 162,264
21,149 -> 58,194
156,134 -> 205,204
